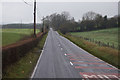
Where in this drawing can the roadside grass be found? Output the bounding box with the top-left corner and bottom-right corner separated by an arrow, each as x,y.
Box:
2,29 -> 40,46
71,28 -> 119,48
3,33 -> 48,78
58,31 -> 119,69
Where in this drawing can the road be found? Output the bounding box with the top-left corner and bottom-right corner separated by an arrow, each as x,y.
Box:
31,28 -> 120,79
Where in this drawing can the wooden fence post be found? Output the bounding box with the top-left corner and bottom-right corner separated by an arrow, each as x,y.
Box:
107,42 -> 109,47
112,43 -> 114,48
93,39 -> 94,43
98,41 -> 100,46
90,38 -> 91,42
118,45 -> 120,50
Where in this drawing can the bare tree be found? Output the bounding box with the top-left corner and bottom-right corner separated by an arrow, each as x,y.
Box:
82,11 -> 98,20
61,11 -> 71,20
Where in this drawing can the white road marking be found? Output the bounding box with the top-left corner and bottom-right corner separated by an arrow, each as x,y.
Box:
30,34 -> 48,79
70,61 -> 73,66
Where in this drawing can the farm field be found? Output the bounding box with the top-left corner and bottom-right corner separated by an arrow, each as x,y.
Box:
2,29 -> 40,46
71,28 -> 119,48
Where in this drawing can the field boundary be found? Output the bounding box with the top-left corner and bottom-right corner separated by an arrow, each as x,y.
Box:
2,32 -> 46,73
69,34 -> 119,50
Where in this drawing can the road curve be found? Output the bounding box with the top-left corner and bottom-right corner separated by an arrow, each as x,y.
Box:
31,28 -> 120,79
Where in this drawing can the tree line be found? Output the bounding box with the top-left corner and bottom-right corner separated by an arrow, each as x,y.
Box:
2,23 -> 41,29
42,11 -> 119,34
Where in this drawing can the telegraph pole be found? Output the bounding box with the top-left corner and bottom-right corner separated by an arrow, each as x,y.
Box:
43,17 -> 45,33
34,0 -> 36,37
42,17 -> 44,33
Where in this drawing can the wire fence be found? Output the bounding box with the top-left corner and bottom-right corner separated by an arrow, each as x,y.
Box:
69,34 -> 119,50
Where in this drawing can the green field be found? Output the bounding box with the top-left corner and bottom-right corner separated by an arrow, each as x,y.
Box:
2,29 -> 40,46
71,28 -> 119,48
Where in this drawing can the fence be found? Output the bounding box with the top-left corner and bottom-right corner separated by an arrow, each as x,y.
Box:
69,34 -> 119,50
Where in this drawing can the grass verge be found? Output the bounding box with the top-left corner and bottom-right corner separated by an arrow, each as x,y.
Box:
58,31 -> 119,69
3,33 -> 48,78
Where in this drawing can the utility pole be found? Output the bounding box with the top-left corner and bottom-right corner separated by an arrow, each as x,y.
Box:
34,0 -> 36,37
43,17 -> 45,33
42,16 -> 45,33
42,17 -> 44,33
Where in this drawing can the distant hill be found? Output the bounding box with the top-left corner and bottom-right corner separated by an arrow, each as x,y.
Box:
2,23 -> 42,29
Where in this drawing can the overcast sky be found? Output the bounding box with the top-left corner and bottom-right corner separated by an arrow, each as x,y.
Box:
1,1 -> 118,24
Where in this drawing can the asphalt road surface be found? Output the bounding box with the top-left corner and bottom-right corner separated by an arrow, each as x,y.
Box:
32,28 -> 120,79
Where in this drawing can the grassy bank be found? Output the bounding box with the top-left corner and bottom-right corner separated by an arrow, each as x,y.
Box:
3,33 -> 48,78
71,28 -> 119,48
59,31 -> 119,69
2,29 -> 40,46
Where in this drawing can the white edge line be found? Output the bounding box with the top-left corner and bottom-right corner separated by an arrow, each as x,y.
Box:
30,34 -> 48,79
57,32 -> 119,70
70,62 -> 73,66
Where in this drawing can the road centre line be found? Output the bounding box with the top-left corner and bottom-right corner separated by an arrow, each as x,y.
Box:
70,62 -> 73,66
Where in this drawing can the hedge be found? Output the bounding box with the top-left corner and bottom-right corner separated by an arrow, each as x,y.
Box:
2,32 -> 46,72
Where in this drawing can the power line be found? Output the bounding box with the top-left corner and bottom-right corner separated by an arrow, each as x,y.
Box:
22,0 -> 32,6
22,0 -> 42,37
22,0 -> 41,21
22,0 -> 41,19
22,0 -> 37,37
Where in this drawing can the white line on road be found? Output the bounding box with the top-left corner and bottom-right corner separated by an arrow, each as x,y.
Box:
70,62 -> 73,66
64,54 -> 67,56
30,50 -> 43,79
30,34 -> 48,79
